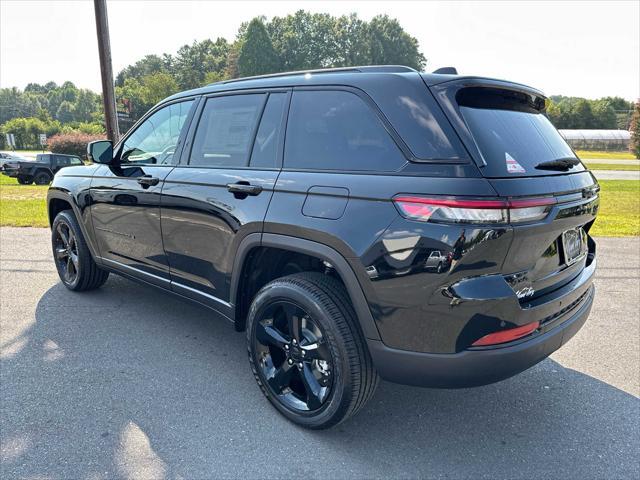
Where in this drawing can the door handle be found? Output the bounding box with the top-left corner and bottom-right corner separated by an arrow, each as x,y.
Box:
137,176 -> 160,187
226,182 -> 262,196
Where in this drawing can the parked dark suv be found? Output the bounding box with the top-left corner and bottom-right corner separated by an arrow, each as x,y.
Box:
3,153 -> 83,184
47,66 -> 598,429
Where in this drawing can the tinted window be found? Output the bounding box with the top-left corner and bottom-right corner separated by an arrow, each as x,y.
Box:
284,90 -> 406,172
190,94 -> 265,167
250,93 -> 286,168
120,100 -> 194,165
54,155 -> 69,166
457,87 -> 579,177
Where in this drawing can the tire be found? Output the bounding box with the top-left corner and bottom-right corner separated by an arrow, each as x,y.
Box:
437,262 -> 443,273
34,171 -> 52,185
17,175 -> 32,185
246,272 -> 378,429
51,210 -> 109,291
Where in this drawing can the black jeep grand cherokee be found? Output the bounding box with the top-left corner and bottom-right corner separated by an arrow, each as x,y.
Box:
47,66 -> 598,429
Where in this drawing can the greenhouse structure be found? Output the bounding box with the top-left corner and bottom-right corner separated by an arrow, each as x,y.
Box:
559,129 -> 631,151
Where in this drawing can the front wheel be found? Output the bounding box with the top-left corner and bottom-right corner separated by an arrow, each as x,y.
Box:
52,210 -> 109,291
246,272 -> 378,429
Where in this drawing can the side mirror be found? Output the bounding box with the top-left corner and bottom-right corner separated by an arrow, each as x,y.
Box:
87,140 -> 113,164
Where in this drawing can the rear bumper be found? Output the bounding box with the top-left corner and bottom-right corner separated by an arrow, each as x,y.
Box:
368,283 -> 594,388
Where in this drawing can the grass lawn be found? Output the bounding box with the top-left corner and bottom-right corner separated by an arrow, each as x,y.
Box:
1,175 -> 638,235
591,180 -> 640,237
575,150 -> 636,160
0,175 -> 49,227
586,163 -> 640,171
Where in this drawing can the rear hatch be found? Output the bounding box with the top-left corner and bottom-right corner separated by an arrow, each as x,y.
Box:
429,78 -> 598,301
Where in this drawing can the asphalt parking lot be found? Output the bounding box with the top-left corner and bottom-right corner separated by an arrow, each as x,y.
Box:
1,227 -> 639,479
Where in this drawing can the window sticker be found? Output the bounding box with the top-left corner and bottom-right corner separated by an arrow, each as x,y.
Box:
505,152 -> 526,173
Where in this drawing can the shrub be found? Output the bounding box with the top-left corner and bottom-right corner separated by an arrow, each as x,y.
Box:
0,117 -> 61,149
630,100 -> 640,159
48,132 -> 106,159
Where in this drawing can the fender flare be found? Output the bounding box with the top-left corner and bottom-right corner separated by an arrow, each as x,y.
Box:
34,167 -> 53,177
230,232 -> 381,340
47,188 -> 100,260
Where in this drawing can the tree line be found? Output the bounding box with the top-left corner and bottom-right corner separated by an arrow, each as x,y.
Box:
547,95 -> 634,130
0,10 -> 635,150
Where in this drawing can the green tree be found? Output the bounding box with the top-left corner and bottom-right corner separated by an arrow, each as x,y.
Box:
74,89 -> 101,123
367,15 -> 426,70
630,100 -> 640,159
238,19 -> 281,77
115,78 -> 149,121
115,54 -> 172,87
173,38 -> 230,89
591,99 -> 617,129
224,42 -> 241,79
140,73 -> 179,105
0,117 -> 61,149
333,14 -> 371,67
267,11 -> 338,70
56,101 -> 75,123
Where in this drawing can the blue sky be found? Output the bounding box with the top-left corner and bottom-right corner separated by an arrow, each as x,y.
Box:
1,0 -> 638,100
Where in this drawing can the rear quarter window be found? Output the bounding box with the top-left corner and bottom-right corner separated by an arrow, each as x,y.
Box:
284,90 -> 407,172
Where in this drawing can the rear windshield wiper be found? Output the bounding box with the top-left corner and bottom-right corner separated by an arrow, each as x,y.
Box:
535,157 -> 580,171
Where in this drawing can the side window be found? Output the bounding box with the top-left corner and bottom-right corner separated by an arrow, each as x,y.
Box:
250,93 -> 287,168
189,94 -> 265,168
120,100 -> 194,165
69,156 -> 83,165
54,156 -> 69,167
284,90 -> 406,172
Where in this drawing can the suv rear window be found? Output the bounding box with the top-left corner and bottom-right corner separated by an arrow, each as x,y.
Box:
457,87 -> 578,177
284,90 -> 406,172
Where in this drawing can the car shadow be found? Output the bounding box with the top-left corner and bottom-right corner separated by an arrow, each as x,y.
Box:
1,276 -> 638,479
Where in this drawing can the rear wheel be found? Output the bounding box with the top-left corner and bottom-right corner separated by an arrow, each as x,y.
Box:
246,272 -> 378,429
51,210 -> 109,291
17,175 -> 32,185
34,171 -> 52,185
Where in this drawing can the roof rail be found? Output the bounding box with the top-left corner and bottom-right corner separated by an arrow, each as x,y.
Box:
211,65 -> 417,86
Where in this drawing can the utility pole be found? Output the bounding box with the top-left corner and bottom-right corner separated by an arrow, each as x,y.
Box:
94,0 -> 119,142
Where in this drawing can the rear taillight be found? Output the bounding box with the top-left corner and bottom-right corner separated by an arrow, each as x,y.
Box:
393,195 -> 555,224
471,321 -> 540,347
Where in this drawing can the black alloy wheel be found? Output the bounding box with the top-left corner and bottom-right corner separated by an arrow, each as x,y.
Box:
53,221 -> 80,285
247,272 -> 379,429
51,210 -> 109,291
253,300 -> 333,411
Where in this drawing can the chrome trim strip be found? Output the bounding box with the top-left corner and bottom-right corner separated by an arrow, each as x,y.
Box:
100,257 -> 171,285
170,281 -> 233,308
99,257 -> 233,309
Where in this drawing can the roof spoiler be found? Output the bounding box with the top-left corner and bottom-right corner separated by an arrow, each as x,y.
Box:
432,67 -> 458,75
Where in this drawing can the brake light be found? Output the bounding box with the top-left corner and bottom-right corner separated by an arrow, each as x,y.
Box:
471,321 -> 540,347
393,195 -> 555,224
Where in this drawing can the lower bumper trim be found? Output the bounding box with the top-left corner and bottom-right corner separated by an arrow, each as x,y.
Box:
367,285 -> 594,388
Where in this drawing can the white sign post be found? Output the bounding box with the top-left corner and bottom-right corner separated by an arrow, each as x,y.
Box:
39,133 -> 47,152
5,133 -> 16,150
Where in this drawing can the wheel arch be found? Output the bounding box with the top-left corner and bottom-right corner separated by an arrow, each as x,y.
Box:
230,233 -> 381,341
47,189 -> 100,260
34,167 -> 53,177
